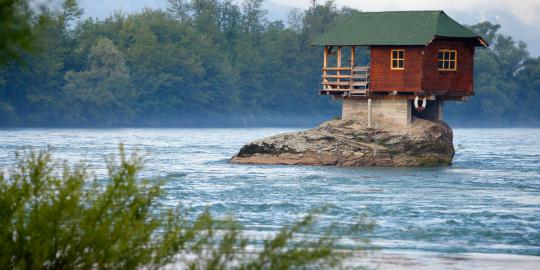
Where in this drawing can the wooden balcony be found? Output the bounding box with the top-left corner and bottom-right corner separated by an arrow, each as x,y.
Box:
320,66 -> 370,97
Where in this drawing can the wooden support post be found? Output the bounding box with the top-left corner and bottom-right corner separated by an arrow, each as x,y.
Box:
323,46 -> 328,89
350,46 -> 355,69
323,46 -> 328,68
350,46 -> 355,90
337,46 -> 342,67
368,98 -> 372,128
337,47 -> 342,88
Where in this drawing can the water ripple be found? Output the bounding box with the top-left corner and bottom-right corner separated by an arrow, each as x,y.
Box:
0,127 -> 539,255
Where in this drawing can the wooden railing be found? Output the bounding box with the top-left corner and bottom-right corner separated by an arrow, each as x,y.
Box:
320,46 -> 369,97
322,66 -> 370,93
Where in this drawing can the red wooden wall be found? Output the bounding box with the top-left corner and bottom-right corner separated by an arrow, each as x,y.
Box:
370,46 -> 423,92
369,39 -> 475,95
421,39 -> 474,94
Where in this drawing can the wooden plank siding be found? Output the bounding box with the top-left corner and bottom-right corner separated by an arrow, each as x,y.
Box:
369,46 -> 423,92
421,39 -> 475,94
368,39 -> 475,96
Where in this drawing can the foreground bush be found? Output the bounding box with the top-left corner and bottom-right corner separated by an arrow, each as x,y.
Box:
0,147 -> 373,269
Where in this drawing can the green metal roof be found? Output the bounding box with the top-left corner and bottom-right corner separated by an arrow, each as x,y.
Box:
312,10 -> 487,46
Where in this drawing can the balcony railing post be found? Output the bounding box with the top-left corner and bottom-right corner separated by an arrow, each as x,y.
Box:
350,46 -> 355,91
323,46 -> 328,89
337,47 -> 341,89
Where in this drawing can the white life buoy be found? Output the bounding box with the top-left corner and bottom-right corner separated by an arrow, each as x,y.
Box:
414,96 -> 427,112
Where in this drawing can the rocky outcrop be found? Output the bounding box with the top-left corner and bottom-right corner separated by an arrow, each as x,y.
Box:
231,118 -> 454,167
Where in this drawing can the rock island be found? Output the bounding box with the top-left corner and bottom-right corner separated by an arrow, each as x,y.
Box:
232,11 -> 487,167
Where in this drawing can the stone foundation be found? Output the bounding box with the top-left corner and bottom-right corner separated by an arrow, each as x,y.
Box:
342,99 -> 411,127
342,99 -> 444,126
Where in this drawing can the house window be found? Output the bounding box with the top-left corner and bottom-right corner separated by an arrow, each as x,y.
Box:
438,49 -> 457,71
391,49 -> 404,70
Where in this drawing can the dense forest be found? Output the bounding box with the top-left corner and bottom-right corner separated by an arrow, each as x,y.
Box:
0,0 -> 539,127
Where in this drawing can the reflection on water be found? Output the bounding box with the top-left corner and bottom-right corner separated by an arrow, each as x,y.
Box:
0,128 -> 539,255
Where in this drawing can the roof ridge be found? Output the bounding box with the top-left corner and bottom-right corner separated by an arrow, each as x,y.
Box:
358,10 -> 443,13
432,10 -> 443,42
311,10 -> 486,47
436,11 -> 476,36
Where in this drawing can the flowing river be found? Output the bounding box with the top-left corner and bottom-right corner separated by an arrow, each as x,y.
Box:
0,127 -> 539,265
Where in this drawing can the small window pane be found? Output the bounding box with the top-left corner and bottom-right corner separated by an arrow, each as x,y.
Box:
398,50 -> 404,58
399,60 -> 404,68
392,51 -> 398,58
438,50 -> 457,70
392,60 -> 398,68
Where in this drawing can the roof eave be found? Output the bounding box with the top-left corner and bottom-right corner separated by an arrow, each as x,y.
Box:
431,35 -> 489,47
310,42 -> 428,46
477,36 -> 489,47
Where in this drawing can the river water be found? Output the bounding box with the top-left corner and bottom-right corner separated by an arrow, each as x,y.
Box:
0,128 -> 539,257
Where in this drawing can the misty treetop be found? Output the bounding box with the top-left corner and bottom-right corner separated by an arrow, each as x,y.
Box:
0,0 -> 539,127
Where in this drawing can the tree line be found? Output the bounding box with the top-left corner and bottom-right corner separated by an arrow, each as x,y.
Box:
0,0 -> 539,127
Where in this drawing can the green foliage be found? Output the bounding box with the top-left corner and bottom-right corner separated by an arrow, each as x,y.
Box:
0,0 -> 34,64
0,147 -> 373,270
0,0 -> 343,127
0,1 -> 539,126
0,147 -> 174,269
445,21 -> 538,126
63,38 -> 134,125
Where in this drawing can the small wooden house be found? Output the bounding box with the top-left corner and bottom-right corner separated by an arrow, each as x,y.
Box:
312,11 -> 487,126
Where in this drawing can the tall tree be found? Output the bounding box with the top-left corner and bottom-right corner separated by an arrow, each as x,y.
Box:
63,38 -> 133,126
167,0 -> 192,23
241,0 -> 266,35
0,0 -> 33,65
